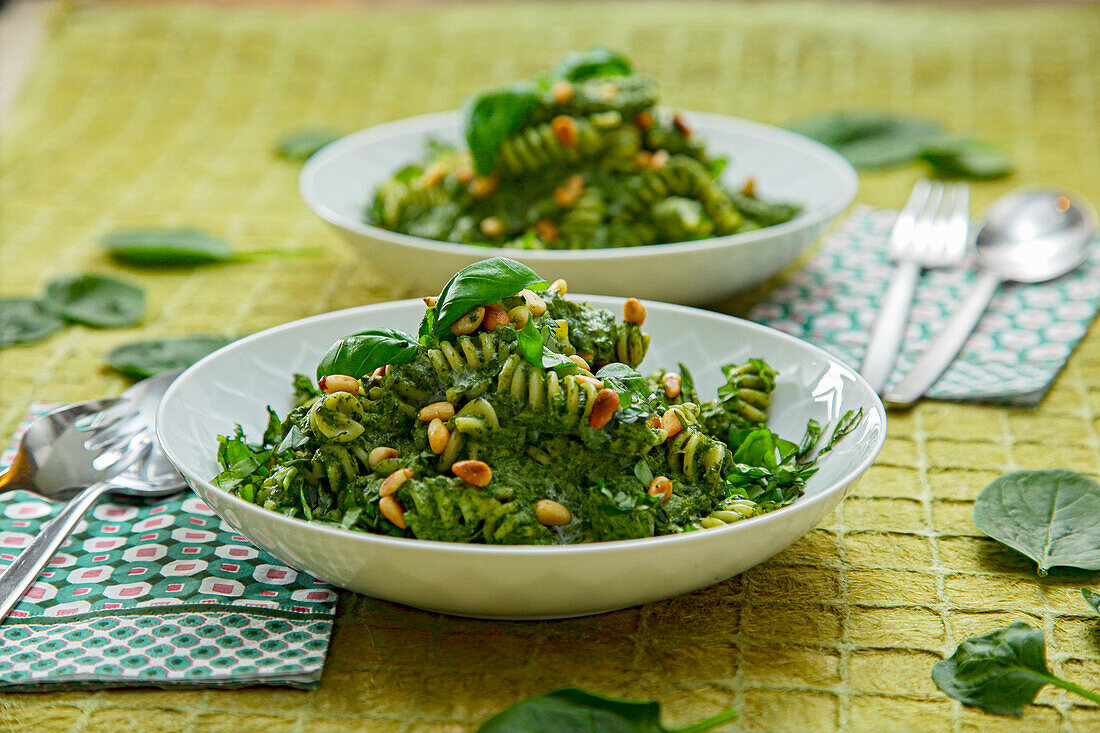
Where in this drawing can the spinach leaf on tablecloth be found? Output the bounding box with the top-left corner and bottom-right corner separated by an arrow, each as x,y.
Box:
0,298 -> 65,347
275,127 -> 343,161
101,228 -> 322,267
105,335 -> 233,379
43,273 -> 145,328
918,135 -> 1014,179
973,469 -> 1100,575
787,111 -> 944,169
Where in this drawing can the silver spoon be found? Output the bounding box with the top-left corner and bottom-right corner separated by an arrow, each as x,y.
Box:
0,370 -> 187,621
886,188 -> 1097,406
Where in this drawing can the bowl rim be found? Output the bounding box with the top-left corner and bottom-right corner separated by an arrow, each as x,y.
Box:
157,296 -> 887,558
298,109 -> 858,262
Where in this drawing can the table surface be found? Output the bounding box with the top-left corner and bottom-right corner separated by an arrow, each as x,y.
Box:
2,2 -> 1100,731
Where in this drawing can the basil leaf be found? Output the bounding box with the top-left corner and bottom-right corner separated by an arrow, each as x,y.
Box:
101,229 -> 233,266
541,347 -> 577,373
429,257 -> 547,339
787,111 -> 944,169
316,328 -> 418,380
918,136 -> 1013,179
595,363 -> 650,408
552,47 -> 632,82
973,469 -> 1100,575
105,335 -> 233,379
275,127 -> 343,161
276,424 -> 307,454
479,687 -> 736,733
1083,588 -> 1100,617
516,318 -> 544,366
0,298 -> 64,347
43,274 -> 145,328
463,83 -> 541,175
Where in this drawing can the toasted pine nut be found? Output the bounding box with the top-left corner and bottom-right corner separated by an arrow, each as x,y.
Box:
574,374 -> 604,389
662,408 -> 684,438
623,297 -> 646,325
380,467 -> 412,497
419,401 -> 455,423
369,366 -> 386,380
634,110 -> 655,131
480,216 -> 506,238
741,177 -> 755,197
450,306 -> 486,336
588,388 -> 620,429
576,350 -> 594,363
384,364 -> 392,376
568,354 -> 591,372
534,218 -> 560,244
452,459 -> 492,487
599,82 -> 618,101
455,165 -> 475,184
633,150 -> 653,169
368,446 -> 399,468
427,418 -> 450,455
662,373 -> 682,399
550,80 -> 574,104
508,305 -> 532,329
650,149 -> 669,169
648,475 -> 673,501
536,499 -> 572,526
646,414 -> 662,429
550,115 -> 579,148
481,303 -> 511,332
379,495 -> 406,529
553,174 -> 584,208
520,289 -> 547,316
548,278 -> 567,295
672,112 -> 692,137
469,174 -> 498,198
318,374 -> 360,395
419,161 -> 447,189
423,296 -> 438,307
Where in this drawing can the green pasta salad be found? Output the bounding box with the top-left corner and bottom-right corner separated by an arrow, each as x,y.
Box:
213,258 -> 857,544
367,48 -> 800,250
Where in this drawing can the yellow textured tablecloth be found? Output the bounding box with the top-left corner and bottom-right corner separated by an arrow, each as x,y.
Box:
2,2 -> 1100,731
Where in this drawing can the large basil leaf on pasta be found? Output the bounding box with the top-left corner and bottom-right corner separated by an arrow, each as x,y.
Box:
463,82 -> 541,175
43,274 -> 145,328
973,469 -> 1100,575
552,47 -> 632,82
477,687 -> 736,733
429,257 -> 547,339
316,328 -> 418,380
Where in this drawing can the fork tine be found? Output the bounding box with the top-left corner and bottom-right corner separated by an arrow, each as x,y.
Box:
948,182 -> 970,257
887,178 -> 932,257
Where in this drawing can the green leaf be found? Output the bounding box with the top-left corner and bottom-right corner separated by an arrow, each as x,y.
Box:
429,257 -> 547,339
101,229 -> 233,266
105,335 -> 233,379
43,274 -> 145,328
918,136 -> 1013,179
478,688 -> 736,733
973,469 -> 1100,575
316,327 -> 419,380
787,111 -> 944,169
0,298 -> 65,347
516,318 -> 544,366
552,47 -> 633,83
1083,588 -> 1100,617
275,127 -> 343,161
462,82 -> 542,175
596,363 -> 651,409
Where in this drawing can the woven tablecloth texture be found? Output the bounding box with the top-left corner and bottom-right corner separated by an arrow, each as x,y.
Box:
2,2 -> 1100,731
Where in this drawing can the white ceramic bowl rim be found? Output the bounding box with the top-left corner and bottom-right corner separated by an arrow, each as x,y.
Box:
299,110 -> 858,262
157,298 -> 886,558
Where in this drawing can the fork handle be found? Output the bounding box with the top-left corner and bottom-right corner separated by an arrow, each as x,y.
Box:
885,269 -> 1003,406
0,481 -> 114,622
860,260 -> 922,394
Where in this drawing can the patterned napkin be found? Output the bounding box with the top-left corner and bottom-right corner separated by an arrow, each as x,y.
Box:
749,205 -> 1100,406
0,404 -> 338,690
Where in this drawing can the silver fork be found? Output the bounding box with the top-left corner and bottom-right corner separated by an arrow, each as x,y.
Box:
860,179 -> 970,395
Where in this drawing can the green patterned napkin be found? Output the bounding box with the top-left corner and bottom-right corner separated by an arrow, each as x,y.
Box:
749,206 -> 1100,406
0,404 -> 337,690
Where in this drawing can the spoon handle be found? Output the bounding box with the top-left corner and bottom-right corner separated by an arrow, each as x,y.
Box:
0,481 -> 114,622
884,269 -> 1003,406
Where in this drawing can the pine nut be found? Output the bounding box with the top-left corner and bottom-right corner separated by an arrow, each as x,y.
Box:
633,150 -> 653,169
568,354 -> 591,372
574,374 -> 604,389
534,218 -> 560,244
419,161 -> 447,189
650,149 -> 669,169
480,216 -> 506,238
599,83 -> 618,101
741,177 -> 755,197
553,174 -> 584,208
550,80 -> 574,104
508,305 -> 532,329
379,495 -> 406,529
452,459 -> 492,487
481,303 -> 511,332
428,418 -> 449,455
648,475 -> 673,502
469,174 -> 499,198
623,297 -> 646,325
380,467 -> 412,497
550,115 -> 579,148
634,110 -> 655,131
588,388 -> 620,429
662,373 -> 682,399
419,401 -> 455,423
319,374 -> 360,395
646,414 -> 661,429
576,350 -> 594,363
450,306 -> 485,336
455,165 -> 475,184
423,296 -> 438,307
672,113 -> 692,137
548,278 -> 567,295
520,289 -> 547,316
368,446 -> 399,469
662,408 -> 683,438
369,366 -> 386,380
536,499 -> 572,526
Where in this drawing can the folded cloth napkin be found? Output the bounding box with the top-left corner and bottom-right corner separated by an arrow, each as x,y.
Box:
0,403 -> 337,690
748,205 -> 1100,406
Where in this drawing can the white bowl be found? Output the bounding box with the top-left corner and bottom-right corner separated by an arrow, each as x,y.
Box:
300,111 -> 857,305
157,297 -> 885,619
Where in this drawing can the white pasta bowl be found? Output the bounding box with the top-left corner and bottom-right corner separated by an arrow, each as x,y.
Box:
157,297 -> 885,619
299,111 -> 857,305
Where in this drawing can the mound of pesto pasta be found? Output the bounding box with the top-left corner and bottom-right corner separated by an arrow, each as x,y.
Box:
213,258 -> 858,544
367,48 -> 800,250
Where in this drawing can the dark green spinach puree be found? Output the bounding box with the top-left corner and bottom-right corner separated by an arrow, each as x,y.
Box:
214,258 -> 859,544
